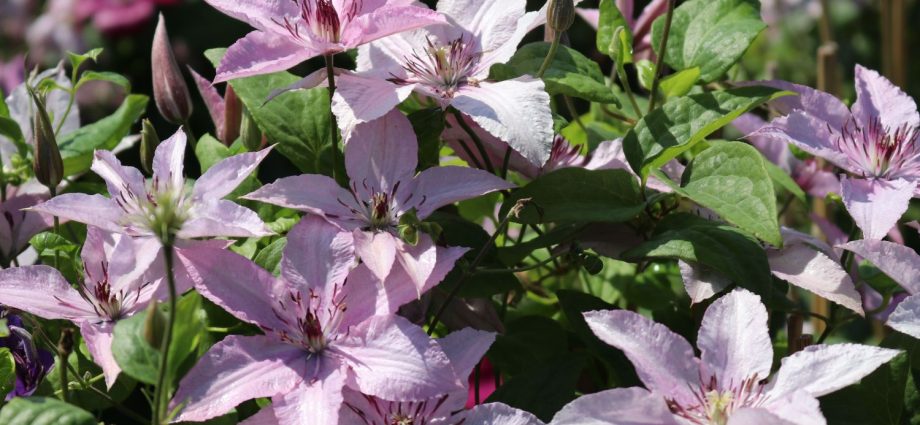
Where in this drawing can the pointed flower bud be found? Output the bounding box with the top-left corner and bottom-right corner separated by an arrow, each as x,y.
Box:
27,87 -> 64,190
140,119 -> 160,175
239,108 -> 262,152
143,301 -> 167,348
152,14 -> 193,124
547,0 -> 575,33
222,85 -> 242,145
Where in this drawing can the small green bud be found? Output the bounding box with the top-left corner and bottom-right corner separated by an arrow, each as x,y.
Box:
397,209 -> 423,245
152,14 -> 193,124
27,86 -> 64,190
547,0 -> 576,33
140,119 -> 160,175
143,301 -> 167,348
240,108 -> 262,152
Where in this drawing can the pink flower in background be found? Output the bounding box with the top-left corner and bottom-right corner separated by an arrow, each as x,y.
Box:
576,0 -> 668,60
204,0 -> 444,83
244,110 -> 511,292
171,217 -> 462,424
553,289 -> 899,425
0,187 -> 54,267
75,0 -> 180,34
753,66 -> 920,240
0,55 -> 25,95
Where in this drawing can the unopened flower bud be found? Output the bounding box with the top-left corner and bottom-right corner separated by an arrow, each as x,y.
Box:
28,87 -> 64,190
143,301 -> 167,348
547,0 -> 576,33
140,119 -> 160,175
222,85 -> 242,145
152,14 -> 193,124
239,109 -> 262,152
57,328 -> 74,356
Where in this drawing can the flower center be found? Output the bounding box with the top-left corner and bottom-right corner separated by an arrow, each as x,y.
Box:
393,37 -> 481,98
64,262 -> 149,321
667,375 -> 766,425
275,0 -> 361,44
345,394 -> 449,425
836,117 -> 920,179
113,176 -> 191,240
271,286 -> 348,353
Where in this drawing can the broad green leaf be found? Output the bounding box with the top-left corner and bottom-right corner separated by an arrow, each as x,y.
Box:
77,71 -> 131,93
0,397 -> 96,425
29,232 -> 78,255
205,49 -> 333,175
488,316 -> 569,377
254,237 -> 287,276
429,212 -> 520,297
490,43 -> 621,105
597,0 -> 633,57
622,213 -> 773,297
0,117 -> 24,146
636,59 -> 656,91
0,348 -> 14,399
502,168 -> 644,224
659,67 -> 700,98
58,94 -> 148,176
763,158 -> 806,203
651,0 -> 766,82
623,86 -> 790,180
673,142 -> 782,246
486,353 -> 585,422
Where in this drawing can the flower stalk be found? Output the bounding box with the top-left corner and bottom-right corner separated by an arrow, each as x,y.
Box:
151,242 -> 178,425
646,0 -> 676,113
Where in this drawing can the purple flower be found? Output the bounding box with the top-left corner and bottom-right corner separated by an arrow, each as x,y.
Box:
170,216 -> 463,424
553,289 -> 899,424
0,309 -> 54,400
752,66 -> 920,240
244,110 -> 511,291
205,0 -> 445,83
0,187 -> 55,268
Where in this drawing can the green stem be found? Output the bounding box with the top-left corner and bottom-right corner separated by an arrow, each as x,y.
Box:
500,146 -> 512,180
452,109 -> 495,174
562,95 -> 586,130
50,186 -> 59,270
647,0 -> 677,114
152,243 -> 177,425
615,64 -> 642,118
180,121 -> 197,150
537,32 -> 562,78
54,90 -> 75,136
58,348 -> 68,402
324,54 -> 341,183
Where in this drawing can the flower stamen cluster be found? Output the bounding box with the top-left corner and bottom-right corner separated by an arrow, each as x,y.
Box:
835,117 -> 920,179
394,37 -> 481,98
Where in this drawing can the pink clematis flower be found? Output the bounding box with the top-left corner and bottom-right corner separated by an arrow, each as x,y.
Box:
204,0 -> 445,83
576,0 -> 668,60
552,289 -> 899,425
75,0 -> 180,35
322,0 -> 554,164
752,66 -> 920,240
0,227 -> 185,388
31,129 -> 273,241
0,186 -> 55,267
244,110 -> 512,291
170,216 -> 463,424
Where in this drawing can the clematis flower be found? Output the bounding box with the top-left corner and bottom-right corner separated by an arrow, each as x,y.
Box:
553,289 -> 899,425
0,227 -> 187,388
75,0 -> 180,35
170,216 -> 463,424
30,128 -> 273,241
319,0 -> 554,164
575,0 -> 668,60
244,110 -> 511,290
0,185 -> 55,268
752,66 -> 920,240
0,308 -> 54,400
204,0 -> 445,83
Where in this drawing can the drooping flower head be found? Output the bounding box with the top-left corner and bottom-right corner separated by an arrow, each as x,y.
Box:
0,309 -> 54,400
204,0 -> 446,83
551,289 -> 900,425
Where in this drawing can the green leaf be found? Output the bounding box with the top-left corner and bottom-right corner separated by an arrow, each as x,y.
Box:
763,158 -> 806,203
0,319 -> 7,337
636,59 -> 656,91
672,142 -> 782,246
659,67 -> 701,98
0,348 -> 15,399
820,349 -> 908,425
502,168 -> 644,224
597,0 -> 633,57
66,48 -> 104,75
651,0 -> 766,82
254,237 -> 287,276
205,49 -> 333,175
76,71 -> 131,93
622,213 -> 774,297
0,117 -> 23,146
623,86 -> 790,180
486,353 -> 585,422
408,108 -> 444,171
429,212 -> 520,297
29,232 -> 78,255
58,94 -> 148,176
195,133 -> 232,172
0,397 -> 96,425
490,43 -> 621,105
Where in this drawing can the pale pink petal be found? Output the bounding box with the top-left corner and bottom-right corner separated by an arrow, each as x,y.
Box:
752,111 -> 855,173
152,129 -> 187,192
460,402 -> 545,425
839,239 -> 920,294
80,322 -> 120,389
331,73 -> 414,140
749,80 -> 851,129
194,147 -> 273,200
271,362 -> 345,425
338,315 -> 460,400
265,68 -> 330,105
343,5 -> 446,48
282,216 -> 355,294
29,194 -> 123,233
887,293 -> 920,339
395,235 -> 438,294
767,343 -> 900,399
91,150 -> 147,199
583,310 -> 700,403
242,174 -> 354,221
452,78 -> 554,166
353,230 -> 397,282
733,113 -> 793,172
697,289 -> 773,386
202,0 -> 300,33
576,8 -> 600,29
632,0 -> 668,44
355,30 -> 421,78
727,408 -> 798,425
172,335 -> 306,423
182,199 -> 273,239
83,228 -> 159,295
0,265 -> 94,320
438,328 -> 496,379
215,31 -> 316,83
678,260 -> 730,304
344,109 -> 417,194
188,67 -> 226,138
768,244 -> 864,315
840,177 -> 916,240
763,391 -> 827,425
437,0 -> 526,64
551,387 -> 679,425
852,65 -> 920,131
410,166 -> 515,219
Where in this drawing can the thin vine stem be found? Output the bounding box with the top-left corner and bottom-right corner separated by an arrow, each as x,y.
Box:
151,243 -> 178,425
647,0 -> 677,113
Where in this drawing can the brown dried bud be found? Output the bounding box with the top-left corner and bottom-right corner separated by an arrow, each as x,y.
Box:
28,87 -> 64,190
152,14 -> 193,124
57,328 -> 74,355
547,0 -> 576,33
222,85 -> 242,145
140,119 -> 160,175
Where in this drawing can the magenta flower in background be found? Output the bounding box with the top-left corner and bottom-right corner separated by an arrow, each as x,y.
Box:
753,66 -> 920,240
576,0 -> 668,60
0,55 -> 25,95
31,129 -> 273,241
75,0 -> 180,35
170,217 -> 462,424
244,110 -> 511,291
204,0 -> 445,83
0,309 -> 54,400
552,289 -> 899,424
